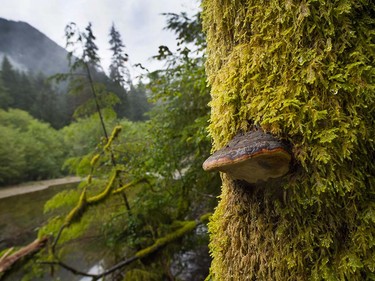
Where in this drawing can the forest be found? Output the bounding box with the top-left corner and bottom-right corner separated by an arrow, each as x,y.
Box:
0,23 -> 150,186
0,10 -> 220,281
1,1 -> 375,280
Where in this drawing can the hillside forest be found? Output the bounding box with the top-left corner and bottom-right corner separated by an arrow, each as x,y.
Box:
0,11 -> 220,281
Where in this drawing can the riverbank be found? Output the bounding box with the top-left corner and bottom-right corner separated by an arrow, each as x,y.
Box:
0,177 -> 81,199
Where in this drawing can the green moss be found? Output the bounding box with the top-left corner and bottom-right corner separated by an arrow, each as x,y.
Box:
200,213 -> 212,223
135,213 -> 211,258
202,0 -> 375,279
103,125 -> 122,151
64,186 -> 87,225
61,169 -> 119,227
87,174 -> 93,185
135,220 -> 199,259
112,178 -> 148,195
87,170 -> 119,203
123,268 -> 161,281
90,153 -> 100,167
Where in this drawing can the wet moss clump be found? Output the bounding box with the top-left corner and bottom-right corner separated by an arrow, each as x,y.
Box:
202,0 -> 375,279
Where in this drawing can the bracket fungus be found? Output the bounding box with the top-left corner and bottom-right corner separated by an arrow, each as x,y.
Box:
203,131 -> 291,184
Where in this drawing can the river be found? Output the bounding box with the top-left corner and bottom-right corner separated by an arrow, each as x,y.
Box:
0,179 -> 104,281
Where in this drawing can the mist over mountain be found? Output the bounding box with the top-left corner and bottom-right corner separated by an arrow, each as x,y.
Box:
0,17 -> 151,127
0,17 -> 69,76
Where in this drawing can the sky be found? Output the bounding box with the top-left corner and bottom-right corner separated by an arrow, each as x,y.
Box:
0,0 -> 200,79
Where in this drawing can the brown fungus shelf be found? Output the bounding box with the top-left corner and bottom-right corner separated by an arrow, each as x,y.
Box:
203,130 -> 291,184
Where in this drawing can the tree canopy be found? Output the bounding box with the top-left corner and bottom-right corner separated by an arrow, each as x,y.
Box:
0,109 -> 66,185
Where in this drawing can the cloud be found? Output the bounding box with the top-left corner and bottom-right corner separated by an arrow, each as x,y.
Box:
0,0 -> 200,78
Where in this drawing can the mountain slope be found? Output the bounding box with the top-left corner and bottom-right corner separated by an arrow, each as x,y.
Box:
0,18 -> 69,76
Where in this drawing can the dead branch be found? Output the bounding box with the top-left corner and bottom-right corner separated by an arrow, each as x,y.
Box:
0,237 -> 48,273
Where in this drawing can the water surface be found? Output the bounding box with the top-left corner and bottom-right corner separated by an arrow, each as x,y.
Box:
0,182 -> 103,281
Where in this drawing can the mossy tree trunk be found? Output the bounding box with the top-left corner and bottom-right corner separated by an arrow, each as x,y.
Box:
202,1 -> 375,280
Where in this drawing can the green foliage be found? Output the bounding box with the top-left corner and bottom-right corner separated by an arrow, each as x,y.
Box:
122,13 -> 220,241
135,220 -> 198,259
202,0 -> 375,279
121,83 -> 151,121
39,210 -> 93,245
123,268 -> 161,281
44,189 -> 81,214
162,12 -> 206,50
61,113 -> 114,154
31,11 -> 218,280
104,10 -> 221,277
62,21 -> 120,127
0,109 -> 66,185
0,124 -> 26,184
72,87 -> 120,120
61,21 -> 151,124
60,111 -> 119,175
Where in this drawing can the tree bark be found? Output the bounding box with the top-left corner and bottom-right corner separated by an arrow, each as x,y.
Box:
202,0 -> 375,279
0,237 -> 48,274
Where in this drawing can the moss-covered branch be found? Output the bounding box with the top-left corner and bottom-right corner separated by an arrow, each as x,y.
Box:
112,178 -> 150,195
86,170 -> 120,204
136,220 -> 197,259
103,125 -> 122,151
62,169 -> 123,228
64,186 -> 88,225
43,214 -> 211,279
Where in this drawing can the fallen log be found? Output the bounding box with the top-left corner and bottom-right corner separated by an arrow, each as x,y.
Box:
0,237 -> 48,273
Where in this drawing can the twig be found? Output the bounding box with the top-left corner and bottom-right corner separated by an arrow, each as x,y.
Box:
40,260 -> 97,278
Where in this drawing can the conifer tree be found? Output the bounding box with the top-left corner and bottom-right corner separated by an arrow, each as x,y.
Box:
202,1 -> 375,280
1,56 -> 17,107
0,64 -> 11,108
63,22 -> 119,134
107,23 -> 132,118
1,57 -> 35,111
83,22 -> 101,68
108,23 -> 130,89
1,57 -> 68,126
17,72 -> 34,110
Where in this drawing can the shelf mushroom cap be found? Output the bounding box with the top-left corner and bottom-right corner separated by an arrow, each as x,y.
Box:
203,131 -> 291,184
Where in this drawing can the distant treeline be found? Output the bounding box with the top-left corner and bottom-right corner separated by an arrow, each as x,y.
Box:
0,56 -> 150,129
0,107 -> 132,186
0,109 -> 66,185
